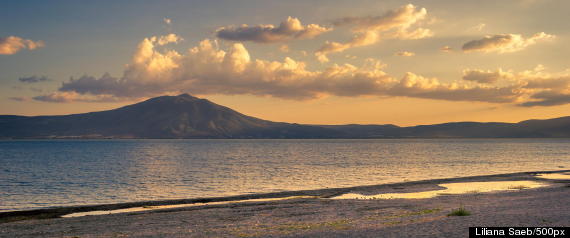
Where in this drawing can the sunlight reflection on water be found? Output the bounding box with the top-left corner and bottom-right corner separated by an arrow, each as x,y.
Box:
1,139 -> 570,211
537,172 -> 570,180
332,181 -> 548,199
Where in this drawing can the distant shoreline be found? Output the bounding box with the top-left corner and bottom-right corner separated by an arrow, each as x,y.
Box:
3,94 -> 570,139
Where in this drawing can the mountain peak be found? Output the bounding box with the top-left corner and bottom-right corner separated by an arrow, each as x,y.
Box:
176,93 -> 198,99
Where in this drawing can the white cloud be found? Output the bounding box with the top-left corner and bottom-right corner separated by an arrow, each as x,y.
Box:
517,66 -> 570,106
315,4 -> 433,61
388,72 -> 521,103
316,31 -> 379,62
459,65 -> 570,107
462,32 -> 555,53
37,34 -> 523,105
0,36 -> 44,55
215,17 -> 331,43
395,51 -> 415,57
155,34 -> 182,45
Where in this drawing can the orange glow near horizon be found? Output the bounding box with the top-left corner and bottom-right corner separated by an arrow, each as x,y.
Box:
2,1 -> 570,126
3,94 -> 570,127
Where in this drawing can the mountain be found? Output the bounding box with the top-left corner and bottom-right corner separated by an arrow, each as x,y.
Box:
1,93 -> 570,138
324,119 -> 570,138
0,94 -> 342,139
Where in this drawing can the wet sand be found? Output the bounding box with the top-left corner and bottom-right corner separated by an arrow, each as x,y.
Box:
1,170 -> 569,237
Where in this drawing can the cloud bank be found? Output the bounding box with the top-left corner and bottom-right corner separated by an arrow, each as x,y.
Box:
462,69 -> 512,84
0,36 -> 44,55
35,34 -> 525,105
462,32 -> 554,53
316,4 -> 432,62
215,17 -> 331,43
459,65 -> 570,107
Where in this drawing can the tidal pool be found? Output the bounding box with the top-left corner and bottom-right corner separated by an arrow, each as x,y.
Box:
332,181 -> 547,200
536,173 -> 570,180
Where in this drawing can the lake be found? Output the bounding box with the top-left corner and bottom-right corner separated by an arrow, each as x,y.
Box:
1,139 -> 569,211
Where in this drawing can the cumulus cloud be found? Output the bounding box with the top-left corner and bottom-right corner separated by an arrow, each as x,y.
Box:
40,34 -> 570,107
517,67 -> 570,107
156,34 -> 182,45
395,51 -> 415,57
388,72 -> 520,103
18,75 -> 51,83
316,31 -> 379,62
36,34 -> 525,105
315,4 -> 432,62
215,17 -> 331,43
462,32 -> 554,53
461,65 -> 570,107
0,36 -> 44,55
462,69 -> 513,84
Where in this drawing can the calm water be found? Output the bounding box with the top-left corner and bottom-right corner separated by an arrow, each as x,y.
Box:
1,139 -> 569,211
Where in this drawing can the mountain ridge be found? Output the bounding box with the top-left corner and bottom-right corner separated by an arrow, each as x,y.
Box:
2,94 -> 570,139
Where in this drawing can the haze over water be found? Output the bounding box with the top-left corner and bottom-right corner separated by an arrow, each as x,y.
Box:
1,139 -> 570,211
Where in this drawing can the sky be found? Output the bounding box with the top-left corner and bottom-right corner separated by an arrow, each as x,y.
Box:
2,0 -> 570,126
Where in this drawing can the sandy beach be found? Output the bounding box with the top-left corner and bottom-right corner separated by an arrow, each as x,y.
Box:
1,170 -> 569,237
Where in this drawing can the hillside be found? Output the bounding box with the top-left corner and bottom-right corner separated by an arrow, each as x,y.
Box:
2,94 -> 570,138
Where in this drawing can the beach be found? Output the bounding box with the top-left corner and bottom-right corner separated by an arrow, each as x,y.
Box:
1,170 -> 569,237
3,1 -> 570,237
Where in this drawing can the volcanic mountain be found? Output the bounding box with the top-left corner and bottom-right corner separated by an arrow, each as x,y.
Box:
0,94 -> 342,139
1,93 -> 570,139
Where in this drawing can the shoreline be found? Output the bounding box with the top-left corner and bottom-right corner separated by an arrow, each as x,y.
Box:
2,169 -> 569,237
2,169 -> 569,224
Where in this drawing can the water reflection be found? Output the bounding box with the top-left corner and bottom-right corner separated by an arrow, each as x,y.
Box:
2,139 -> 570,211
537,173 -> 570,180
332,181 -> 547,199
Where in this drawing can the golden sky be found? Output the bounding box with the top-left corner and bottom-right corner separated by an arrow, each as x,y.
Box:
2,0 -> 570,126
